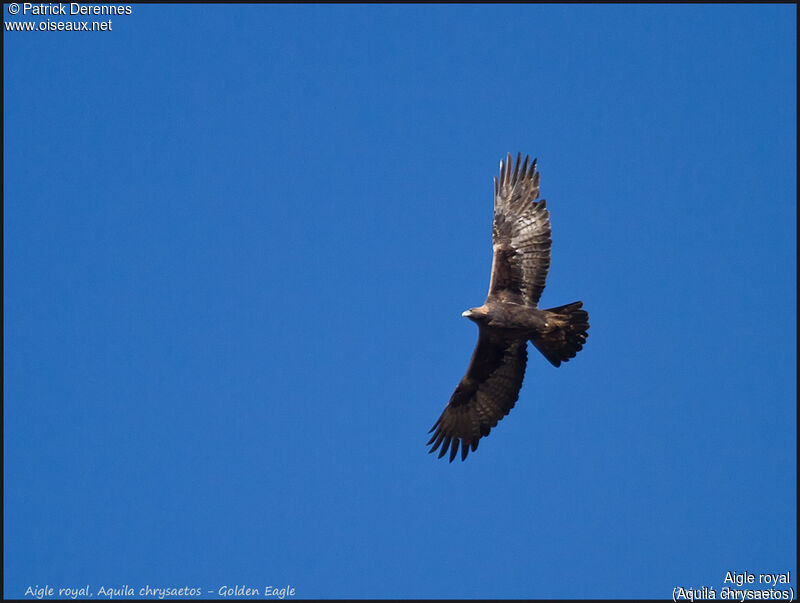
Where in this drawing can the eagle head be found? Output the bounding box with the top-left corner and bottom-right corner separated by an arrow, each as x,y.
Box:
461,305 -> 489,322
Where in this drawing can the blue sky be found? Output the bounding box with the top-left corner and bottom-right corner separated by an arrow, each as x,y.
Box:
4,4 -> 796,600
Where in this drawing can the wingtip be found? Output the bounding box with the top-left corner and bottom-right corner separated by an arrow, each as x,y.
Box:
497,153 -> 542,189
428,427 -> 444,451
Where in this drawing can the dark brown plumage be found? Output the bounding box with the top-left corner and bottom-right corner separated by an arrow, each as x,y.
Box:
428,153 -> 589,462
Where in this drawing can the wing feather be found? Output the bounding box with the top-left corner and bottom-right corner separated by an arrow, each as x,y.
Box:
427,331 -> 527,462
488,153 -> 551,306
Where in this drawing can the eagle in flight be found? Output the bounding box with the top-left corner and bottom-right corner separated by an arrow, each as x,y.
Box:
428,153 -> 589,462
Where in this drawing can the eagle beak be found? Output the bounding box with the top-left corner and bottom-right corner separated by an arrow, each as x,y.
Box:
462,310 -> 472,318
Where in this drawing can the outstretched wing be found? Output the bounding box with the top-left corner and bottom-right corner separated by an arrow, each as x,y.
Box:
487,153 -> 552,307
427,331 -> 527,462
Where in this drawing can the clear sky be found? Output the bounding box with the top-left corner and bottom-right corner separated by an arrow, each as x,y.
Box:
4,4 -> 796,600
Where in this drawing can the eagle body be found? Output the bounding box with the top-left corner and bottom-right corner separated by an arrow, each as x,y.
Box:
463,301 -> 550,332
428,153 -> 589,462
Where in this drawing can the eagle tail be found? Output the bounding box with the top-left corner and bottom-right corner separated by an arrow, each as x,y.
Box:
532,301 -> 589,367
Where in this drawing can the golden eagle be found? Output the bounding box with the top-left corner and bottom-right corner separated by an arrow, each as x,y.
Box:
428,153 -> 589,462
